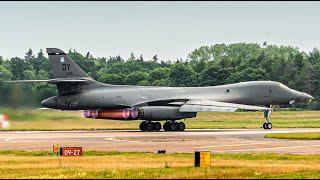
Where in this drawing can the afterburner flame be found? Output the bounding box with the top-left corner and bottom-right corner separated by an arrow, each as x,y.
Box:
84,108 -> 140,120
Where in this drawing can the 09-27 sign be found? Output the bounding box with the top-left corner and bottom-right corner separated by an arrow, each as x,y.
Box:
60,147 -> 82,156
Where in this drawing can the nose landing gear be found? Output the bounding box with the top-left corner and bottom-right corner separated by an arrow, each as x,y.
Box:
263,108 -> 272,129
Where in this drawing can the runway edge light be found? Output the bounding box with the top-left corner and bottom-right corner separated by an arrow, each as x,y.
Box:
195,151 -> 211,167
157,149 -> 166,154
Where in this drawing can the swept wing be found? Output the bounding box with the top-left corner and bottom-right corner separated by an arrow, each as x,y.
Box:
179,100 -> 270,112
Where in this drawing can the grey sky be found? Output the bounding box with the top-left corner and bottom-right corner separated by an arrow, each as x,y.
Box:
1,1 -> 320,60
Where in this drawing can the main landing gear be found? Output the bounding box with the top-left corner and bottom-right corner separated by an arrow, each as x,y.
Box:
163,121 -> 185,131
139,121 -> 161,131
139,120 -> 185,132
263,108 -> 272,130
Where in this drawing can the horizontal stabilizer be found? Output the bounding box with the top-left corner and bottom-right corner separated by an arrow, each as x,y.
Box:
47,78 -> 89,84
180,100 -> 270,112
4,78 -> 90,84
4,80 -> 48,83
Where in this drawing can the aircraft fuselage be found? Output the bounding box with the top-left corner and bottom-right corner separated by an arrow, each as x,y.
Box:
42,80 -> 313,110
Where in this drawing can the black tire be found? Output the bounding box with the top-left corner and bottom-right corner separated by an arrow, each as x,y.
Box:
170,122 -> 178,131
263,122 -> 267,129
163,122 -> 170,131
139,121 -> 147,131
267,123 -> 272,129
154,122 -> 161,131
146,122 -> 154,131
178,122 -> 185,131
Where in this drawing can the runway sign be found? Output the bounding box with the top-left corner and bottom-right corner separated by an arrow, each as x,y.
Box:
52,144 -> 59,156
60,147 -> 82,156
195,151 -> 211,167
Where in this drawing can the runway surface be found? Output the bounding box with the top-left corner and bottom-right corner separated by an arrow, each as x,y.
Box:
1,128 -> 320,154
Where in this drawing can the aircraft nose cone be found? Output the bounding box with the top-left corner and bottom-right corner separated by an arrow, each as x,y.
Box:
300,92 -> 314,103
41,97 -> 57,108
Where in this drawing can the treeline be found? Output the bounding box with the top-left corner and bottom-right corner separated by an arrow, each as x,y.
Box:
1,43 -> 320,107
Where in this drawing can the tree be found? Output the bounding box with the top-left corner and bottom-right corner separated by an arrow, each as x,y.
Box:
30,49 -> 51,74
227,67 -> 267,83
199,65 -> 222,86
128,52 -> 136,61
125,71 -> 149,85
169,63 -> 195,86
0,65 -> 12,81
98,73 -> 125,85
152,79 -> 170,86
85,52 -> 91,59
149,67 -> 170,82
8,57 -> 28,80
68,50 -> 96,77
25,48 -> 35,61
152,55 -> 158,61
103,62 -> 130,74
23,69 -> 36,80
139,54 -> 144,61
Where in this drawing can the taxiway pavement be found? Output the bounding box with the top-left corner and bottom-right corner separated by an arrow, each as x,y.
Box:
1,128 -> 320,154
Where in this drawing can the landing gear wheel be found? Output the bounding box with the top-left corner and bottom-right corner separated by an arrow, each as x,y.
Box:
266,122 -> 272,129
146,122 -> 154,131
139,121 -> 147,131
263,122 -> 272,129
262,122 -> 267,129
178,122 -> 185,131
163,122 -> 170,131
263,108 -> 273,130
170,122 -> 178,131
154,122 -> 161,131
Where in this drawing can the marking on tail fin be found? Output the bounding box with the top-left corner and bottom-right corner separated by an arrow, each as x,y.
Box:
47,48 -> 88,78
62,64 -> 71,71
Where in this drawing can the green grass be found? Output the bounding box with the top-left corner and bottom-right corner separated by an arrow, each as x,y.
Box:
1,108 -> 320,130
1,150 -> 320,178
2,150 -> 320,160
0,150 -> 154,157
265,132 -> 320,140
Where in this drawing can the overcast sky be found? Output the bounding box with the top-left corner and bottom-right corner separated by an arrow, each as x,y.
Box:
1,1 -> 320,60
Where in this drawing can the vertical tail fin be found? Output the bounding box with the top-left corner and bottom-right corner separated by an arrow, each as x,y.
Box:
46,48 -> 88,79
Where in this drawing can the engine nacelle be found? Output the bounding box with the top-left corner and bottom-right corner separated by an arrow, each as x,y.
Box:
139,106 -> 196,120
84,106 -> 196,121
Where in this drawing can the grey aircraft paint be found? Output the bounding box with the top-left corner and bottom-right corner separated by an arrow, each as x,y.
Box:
43,80 -> 313,110
41,48 -> 313,110
7,48 -> 315,131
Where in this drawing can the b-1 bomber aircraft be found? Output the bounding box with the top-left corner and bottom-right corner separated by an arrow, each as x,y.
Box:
6,48 -> 314,131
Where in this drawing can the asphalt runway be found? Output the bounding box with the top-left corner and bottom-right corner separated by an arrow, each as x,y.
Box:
1,128 -> 320,154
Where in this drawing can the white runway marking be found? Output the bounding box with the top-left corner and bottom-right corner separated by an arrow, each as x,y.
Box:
220,144 -> 320,152
104,137 -> 141,143
194,142 -> 269,149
